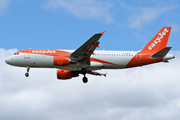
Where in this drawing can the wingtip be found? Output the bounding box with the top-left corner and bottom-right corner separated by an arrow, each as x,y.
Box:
100,31 -> 105,36
104,73 -> 107,77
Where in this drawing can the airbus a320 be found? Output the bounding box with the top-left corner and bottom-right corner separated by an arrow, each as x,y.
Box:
5,27 -> 175,83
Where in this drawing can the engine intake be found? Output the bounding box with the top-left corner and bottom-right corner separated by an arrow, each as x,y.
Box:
57,70 -> 79,80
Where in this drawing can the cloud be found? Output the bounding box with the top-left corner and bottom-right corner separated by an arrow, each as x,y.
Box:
0,0 -> 9,16
1,48 -> 180,120
170,24 -> 180,33
118,1 -> 179,29
128,6 -> 175,29
42,0 -> 114,23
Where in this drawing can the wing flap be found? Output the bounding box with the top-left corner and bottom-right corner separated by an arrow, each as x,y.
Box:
87,71 -> 107,77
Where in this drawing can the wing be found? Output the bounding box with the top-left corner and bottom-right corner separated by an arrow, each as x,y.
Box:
70,31 -> 105,64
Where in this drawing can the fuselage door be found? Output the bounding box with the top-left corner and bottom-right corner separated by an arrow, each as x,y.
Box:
136,52 -> 141,61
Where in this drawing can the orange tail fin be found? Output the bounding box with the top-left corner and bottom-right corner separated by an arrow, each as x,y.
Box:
141,27 -> 171,53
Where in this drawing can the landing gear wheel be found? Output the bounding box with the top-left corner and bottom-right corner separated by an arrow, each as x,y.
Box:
82,77 -> 88,83
25,73 -> 29,77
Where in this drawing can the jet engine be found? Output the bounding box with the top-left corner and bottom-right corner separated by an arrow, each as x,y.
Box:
54,56 -> 69,66
57,70 -> 79,80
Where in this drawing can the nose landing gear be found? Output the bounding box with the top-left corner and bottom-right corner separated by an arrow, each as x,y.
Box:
25,67 -> 30,77
81,68 -> 88,83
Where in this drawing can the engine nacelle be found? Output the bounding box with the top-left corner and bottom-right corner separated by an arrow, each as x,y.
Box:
54,56 -> 69,66
57,70 -> 79,80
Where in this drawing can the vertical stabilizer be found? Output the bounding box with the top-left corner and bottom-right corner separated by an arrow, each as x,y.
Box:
141,27 -> 171,53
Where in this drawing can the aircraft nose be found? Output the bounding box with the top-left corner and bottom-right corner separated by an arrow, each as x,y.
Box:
5,56 -> 13,65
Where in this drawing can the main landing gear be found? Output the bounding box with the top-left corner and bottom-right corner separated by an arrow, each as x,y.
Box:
25,67 -> 30,77
83,76 -> 88,83
81,68 -> 88,83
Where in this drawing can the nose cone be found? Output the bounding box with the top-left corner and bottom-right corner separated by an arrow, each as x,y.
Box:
5,56 -> 13,65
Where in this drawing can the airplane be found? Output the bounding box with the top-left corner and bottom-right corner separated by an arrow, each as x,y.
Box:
5,27 -> 175,83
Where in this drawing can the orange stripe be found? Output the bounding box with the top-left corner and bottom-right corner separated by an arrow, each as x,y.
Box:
90,58 -> 118,66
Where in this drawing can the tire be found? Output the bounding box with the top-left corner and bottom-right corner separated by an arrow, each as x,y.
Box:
82,77 -> 88,83
25,73 -> 29,77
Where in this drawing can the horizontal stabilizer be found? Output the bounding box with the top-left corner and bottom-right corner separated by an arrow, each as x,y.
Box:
151,47 -> 172,58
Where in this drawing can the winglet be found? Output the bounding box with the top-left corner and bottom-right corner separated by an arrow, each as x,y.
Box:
104,73 -> 107,77
100,31 -> 105,36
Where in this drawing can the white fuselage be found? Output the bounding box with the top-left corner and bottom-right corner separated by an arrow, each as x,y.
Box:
5,50 -> 173,71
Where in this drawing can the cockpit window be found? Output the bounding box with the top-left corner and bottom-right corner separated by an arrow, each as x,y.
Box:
14,53 -> 19,55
